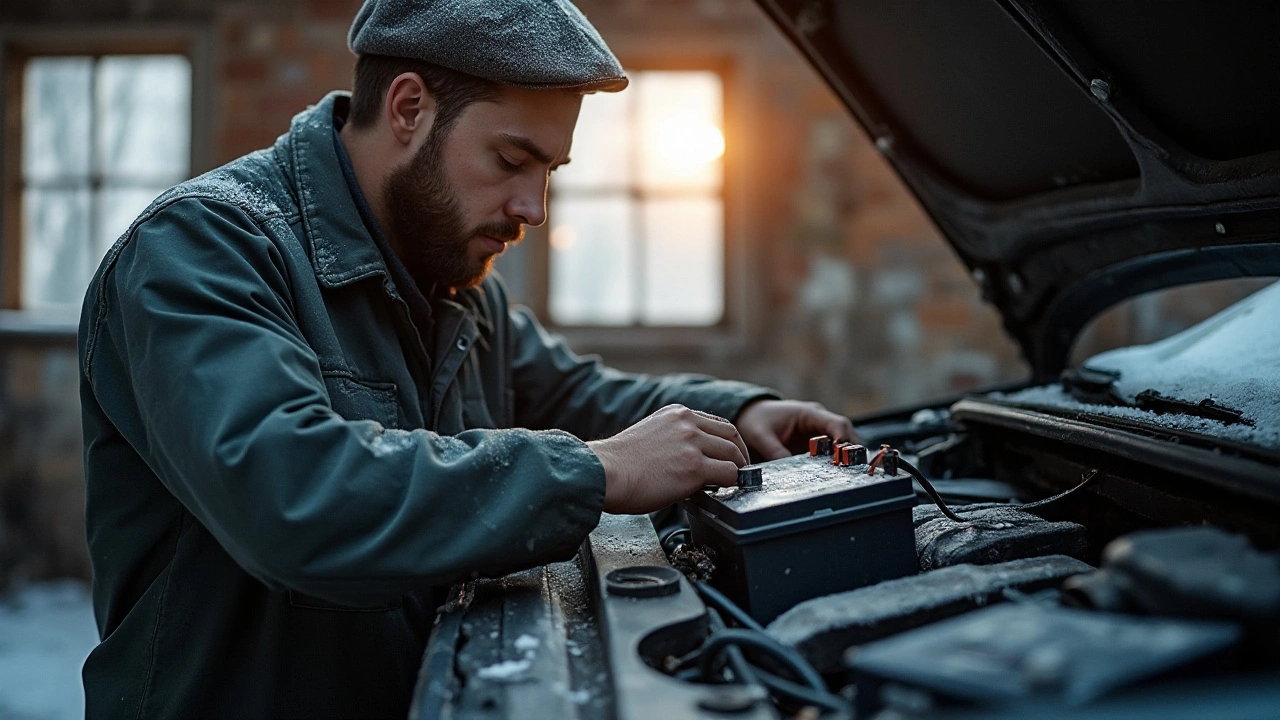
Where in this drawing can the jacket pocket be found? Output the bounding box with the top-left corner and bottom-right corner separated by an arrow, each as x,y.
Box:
321,371 -> 402,428
287,590 -> 403,612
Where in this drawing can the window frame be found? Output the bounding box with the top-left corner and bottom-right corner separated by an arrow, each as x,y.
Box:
0,24 -> 211,320
520,43 -> 761,356
545,66 -> 729,330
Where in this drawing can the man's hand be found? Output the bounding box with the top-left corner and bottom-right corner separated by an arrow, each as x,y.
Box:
588,404 -> 750,515
735,399 -> 857,461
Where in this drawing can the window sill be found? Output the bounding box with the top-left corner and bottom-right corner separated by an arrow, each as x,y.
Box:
0,310 -> 79,344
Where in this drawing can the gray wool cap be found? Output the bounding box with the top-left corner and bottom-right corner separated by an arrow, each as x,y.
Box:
348,0 -> 628,92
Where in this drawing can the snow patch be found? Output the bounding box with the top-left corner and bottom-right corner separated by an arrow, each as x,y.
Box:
996,281 -> 1280,451
363,426 -> 416,458
551,681 -> 593,704
355,423 -> 474,461
0,580 -> 98,720
476,659 -> 531,681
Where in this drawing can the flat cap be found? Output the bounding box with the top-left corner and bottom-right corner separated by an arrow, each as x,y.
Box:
348,0 -> 628,92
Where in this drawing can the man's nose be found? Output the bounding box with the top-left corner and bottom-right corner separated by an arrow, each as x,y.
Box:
505,175 -> 549,227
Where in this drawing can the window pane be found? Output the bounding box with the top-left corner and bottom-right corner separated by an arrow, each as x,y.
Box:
22,189 -> 92,310
547,70 -> 727,328
96,187 -> 167,259
641,197 -> 723,325
549,196 -> 636,325
23,57 -> 93,183
636,71 -> 724,192
97,55 -> 192,181
554,87 -> 632,191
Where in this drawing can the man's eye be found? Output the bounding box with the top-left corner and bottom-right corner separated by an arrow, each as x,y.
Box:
498,154 -> 521,172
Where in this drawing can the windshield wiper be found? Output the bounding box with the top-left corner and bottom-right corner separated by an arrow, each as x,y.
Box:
1133,390 -> 1254,427
1061,367 -> 1253,427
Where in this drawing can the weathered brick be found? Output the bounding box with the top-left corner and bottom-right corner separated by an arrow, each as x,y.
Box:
918,300 -> 974,329
303,0 -> 362,22
223,57 -> 269,82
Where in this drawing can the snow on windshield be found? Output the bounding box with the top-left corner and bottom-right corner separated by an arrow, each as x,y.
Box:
996,280 -> 1280,451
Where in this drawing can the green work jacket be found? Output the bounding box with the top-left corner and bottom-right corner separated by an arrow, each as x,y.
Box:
78,92 -> 773,719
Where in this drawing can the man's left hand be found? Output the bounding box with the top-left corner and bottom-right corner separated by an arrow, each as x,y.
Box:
735,399 -> 857,461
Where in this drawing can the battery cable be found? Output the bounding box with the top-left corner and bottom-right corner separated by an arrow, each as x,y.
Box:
900,458 -> 1100,524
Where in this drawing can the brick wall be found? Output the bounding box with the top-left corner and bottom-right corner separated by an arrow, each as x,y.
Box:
0,0 -> 1264,585
215,0 -> 361,165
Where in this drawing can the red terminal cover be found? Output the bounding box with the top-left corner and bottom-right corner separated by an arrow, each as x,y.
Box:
833,442 -> 854,466
809,435 -> 831,457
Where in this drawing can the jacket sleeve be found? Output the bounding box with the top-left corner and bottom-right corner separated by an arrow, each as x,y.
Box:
508,306 -> 780,440
83,198 -> 605,606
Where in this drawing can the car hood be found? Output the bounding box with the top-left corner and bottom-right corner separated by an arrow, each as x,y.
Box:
755,0 -> 1280,378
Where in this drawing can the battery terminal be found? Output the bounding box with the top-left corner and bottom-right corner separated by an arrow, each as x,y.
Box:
868,444 -> 892,473
884,448 -> 900,476
808,435 -> 834,457
849,444 -> 868,466
833,441 -> 856,466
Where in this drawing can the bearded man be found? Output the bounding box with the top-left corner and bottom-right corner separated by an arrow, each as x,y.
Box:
77,1 -> 853,717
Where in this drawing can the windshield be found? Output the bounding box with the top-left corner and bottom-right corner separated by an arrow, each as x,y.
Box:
995,280 -> 1280,452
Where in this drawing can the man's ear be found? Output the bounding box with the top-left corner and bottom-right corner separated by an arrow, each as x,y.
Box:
384,72 -> 437,146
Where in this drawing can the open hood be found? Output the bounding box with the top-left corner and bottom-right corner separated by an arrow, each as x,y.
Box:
756,0 -> 1280,378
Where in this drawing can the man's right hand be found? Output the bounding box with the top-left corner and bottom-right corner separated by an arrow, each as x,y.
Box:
588,404 -> 750,515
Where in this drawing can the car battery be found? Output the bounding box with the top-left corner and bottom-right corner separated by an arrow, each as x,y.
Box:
681,445 -> 918,623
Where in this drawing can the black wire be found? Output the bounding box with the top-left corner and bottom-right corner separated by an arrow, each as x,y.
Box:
1018,469 -> 1100,510
694,581 -> 766,632
752,668 -> 851,714
897,456 -> 969,523
699,584 -> 814,689
674,667 -> 701,682
660,527 -> 691,553
696,629 -> 826,692
695,628 -> 851,715
690,535 -> 870,716
901,458 -> 1101,524
706,608 -> 758,686
697,581 -> 837,692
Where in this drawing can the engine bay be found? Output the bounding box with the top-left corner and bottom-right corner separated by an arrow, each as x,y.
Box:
642,406 -> 1280,719
415,402 -> 1280,720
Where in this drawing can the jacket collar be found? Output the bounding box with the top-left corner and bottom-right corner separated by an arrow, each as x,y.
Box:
282,91 -> 391,290
279,91 -> 496,335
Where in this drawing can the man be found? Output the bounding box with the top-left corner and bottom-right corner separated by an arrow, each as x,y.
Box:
78,0 -> 853,717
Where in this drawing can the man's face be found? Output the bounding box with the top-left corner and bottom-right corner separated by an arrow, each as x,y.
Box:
383,86 -> 581,291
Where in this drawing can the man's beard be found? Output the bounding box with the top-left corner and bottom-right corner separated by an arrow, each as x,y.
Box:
382,128 -> 524,291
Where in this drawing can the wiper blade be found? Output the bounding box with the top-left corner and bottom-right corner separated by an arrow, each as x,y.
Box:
1062,367 -> 1254,427
1061,366 -> 1126,405
1134,389 -> 1254,427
